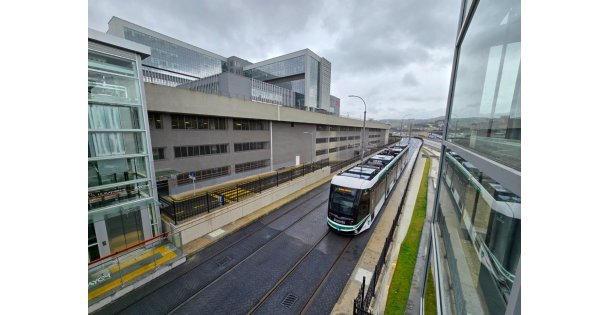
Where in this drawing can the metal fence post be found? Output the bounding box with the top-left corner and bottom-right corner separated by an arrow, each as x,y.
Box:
206,193 -> 210,212
172,201 -> 177,225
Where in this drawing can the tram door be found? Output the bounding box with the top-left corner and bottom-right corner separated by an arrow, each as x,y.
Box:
106,209 -> 144,253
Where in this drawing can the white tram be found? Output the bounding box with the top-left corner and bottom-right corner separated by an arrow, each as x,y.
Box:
327,140 -> 409,234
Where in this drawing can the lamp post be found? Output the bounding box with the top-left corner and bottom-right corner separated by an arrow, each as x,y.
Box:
348,95 -> 366,164
303,131 -> 314,164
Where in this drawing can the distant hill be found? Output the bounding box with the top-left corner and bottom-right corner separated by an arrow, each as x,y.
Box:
376,116 -> 444,129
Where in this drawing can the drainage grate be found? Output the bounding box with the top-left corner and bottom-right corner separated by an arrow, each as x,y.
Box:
281,293 -> 298,308
215,256 -> 232,267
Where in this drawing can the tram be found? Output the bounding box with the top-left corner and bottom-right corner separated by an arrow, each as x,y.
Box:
327,139 -> 410,234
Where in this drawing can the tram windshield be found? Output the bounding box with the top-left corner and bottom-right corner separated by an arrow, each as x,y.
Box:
329,185 -> 360,217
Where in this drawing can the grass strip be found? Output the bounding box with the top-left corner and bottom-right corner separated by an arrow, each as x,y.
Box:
384,157 -> 431,315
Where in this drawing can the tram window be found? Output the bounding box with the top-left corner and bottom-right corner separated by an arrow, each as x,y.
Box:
358,190 -> 370,221
329,185 -> 359,217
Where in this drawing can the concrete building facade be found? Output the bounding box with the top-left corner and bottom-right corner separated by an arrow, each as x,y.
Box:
144,83 -> 389,195
424,0 -> 521,314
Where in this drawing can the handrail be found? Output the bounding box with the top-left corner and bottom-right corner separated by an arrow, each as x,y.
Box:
88,231 -> 168,266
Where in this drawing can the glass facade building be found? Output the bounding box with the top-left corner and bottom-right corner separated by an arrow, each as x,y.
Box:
424,0 -> 521,314
108,17 -> 228,87
88,31 -> 160,263
244,50 -> 330,111
105,18 -> 335,114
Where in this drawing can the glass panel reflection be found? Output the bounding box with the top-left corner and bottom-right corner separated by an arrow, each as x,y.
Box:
88,181 -> 152,211
88,157 -> 149,188
437,148 -> 520,314
88,70 -> 141,106
447,0 -> 521,170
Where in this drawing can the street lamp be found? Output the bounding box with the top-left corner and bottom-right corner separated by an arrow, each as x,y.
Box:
303,131 -> 314,164
348,95 -> 367,164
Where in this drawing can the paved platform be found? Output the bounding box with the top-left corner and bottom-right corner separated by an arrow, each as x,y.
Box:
88,240 -> 182,304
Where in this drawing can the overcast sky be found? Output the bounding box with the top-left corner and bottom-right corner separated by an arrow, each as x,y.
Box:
89,0 -> 460,120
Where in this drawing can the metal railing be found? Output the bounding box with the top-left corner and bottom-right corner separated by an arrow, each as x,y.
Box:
160,159 -> 329,224
353,138 -> 422,314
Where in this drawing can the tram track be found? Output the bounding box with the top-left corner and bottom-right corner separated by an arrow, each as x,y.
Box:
246,230 -> 353,315
96,183 -> 331,315
167,196 -> 330,314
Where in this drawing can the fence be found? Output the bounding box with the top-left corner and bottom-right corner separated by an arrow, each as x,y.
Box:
353,138 -> 422,315
160,159 -> 329,224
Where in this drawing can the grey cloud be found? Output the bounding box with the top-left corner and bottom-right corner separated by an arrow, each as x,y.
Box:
402,72 -> 420,86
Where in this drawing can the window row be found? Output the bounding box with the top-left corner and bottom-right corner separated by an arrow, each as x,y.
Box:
233,119 -> 268,130
174,144 -> 229,158
316,125 -> 361,132
369,134 -> 382,138
320,136 -> 360,143
235,159 -> 270,173
234,141 -> 269,152
177,166 -> 231,185
171,114 -> 227,130
316,149 -> 327,156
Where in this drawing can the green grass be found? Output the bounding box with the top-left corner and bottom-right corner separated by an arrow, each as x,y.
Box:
424,269 -> 437,314
384,157 -> 431,315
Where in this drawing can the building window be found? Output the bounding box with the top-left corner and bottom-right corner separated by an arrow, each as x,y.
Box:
329,137 -> 338,142
174,144 -> 229,158
171,114 -> 226,130
339,146 -> 347,151
233,119 -> 268,130
328,147 -> 338,153
148,113 -> 163,129
152,148 -> 165,160
316,138 -> 328,144
316,125 -> 329,131
316,149 -> 327,156
339,137 -> 347,141
234,141 -> 269,152
235,159 -> 270,173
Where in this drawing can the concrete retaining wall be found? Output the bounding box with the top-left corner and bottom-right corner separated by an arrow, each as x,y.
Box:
170,166 -> 331,245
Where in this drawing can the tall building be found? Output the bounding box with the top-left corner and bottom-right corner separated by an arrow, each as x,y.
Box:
88,29 -> 161,262
107,17 -> 228,87
106,17 -> 337,114
425,0 -> 521,314
244,49 -> 331,112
